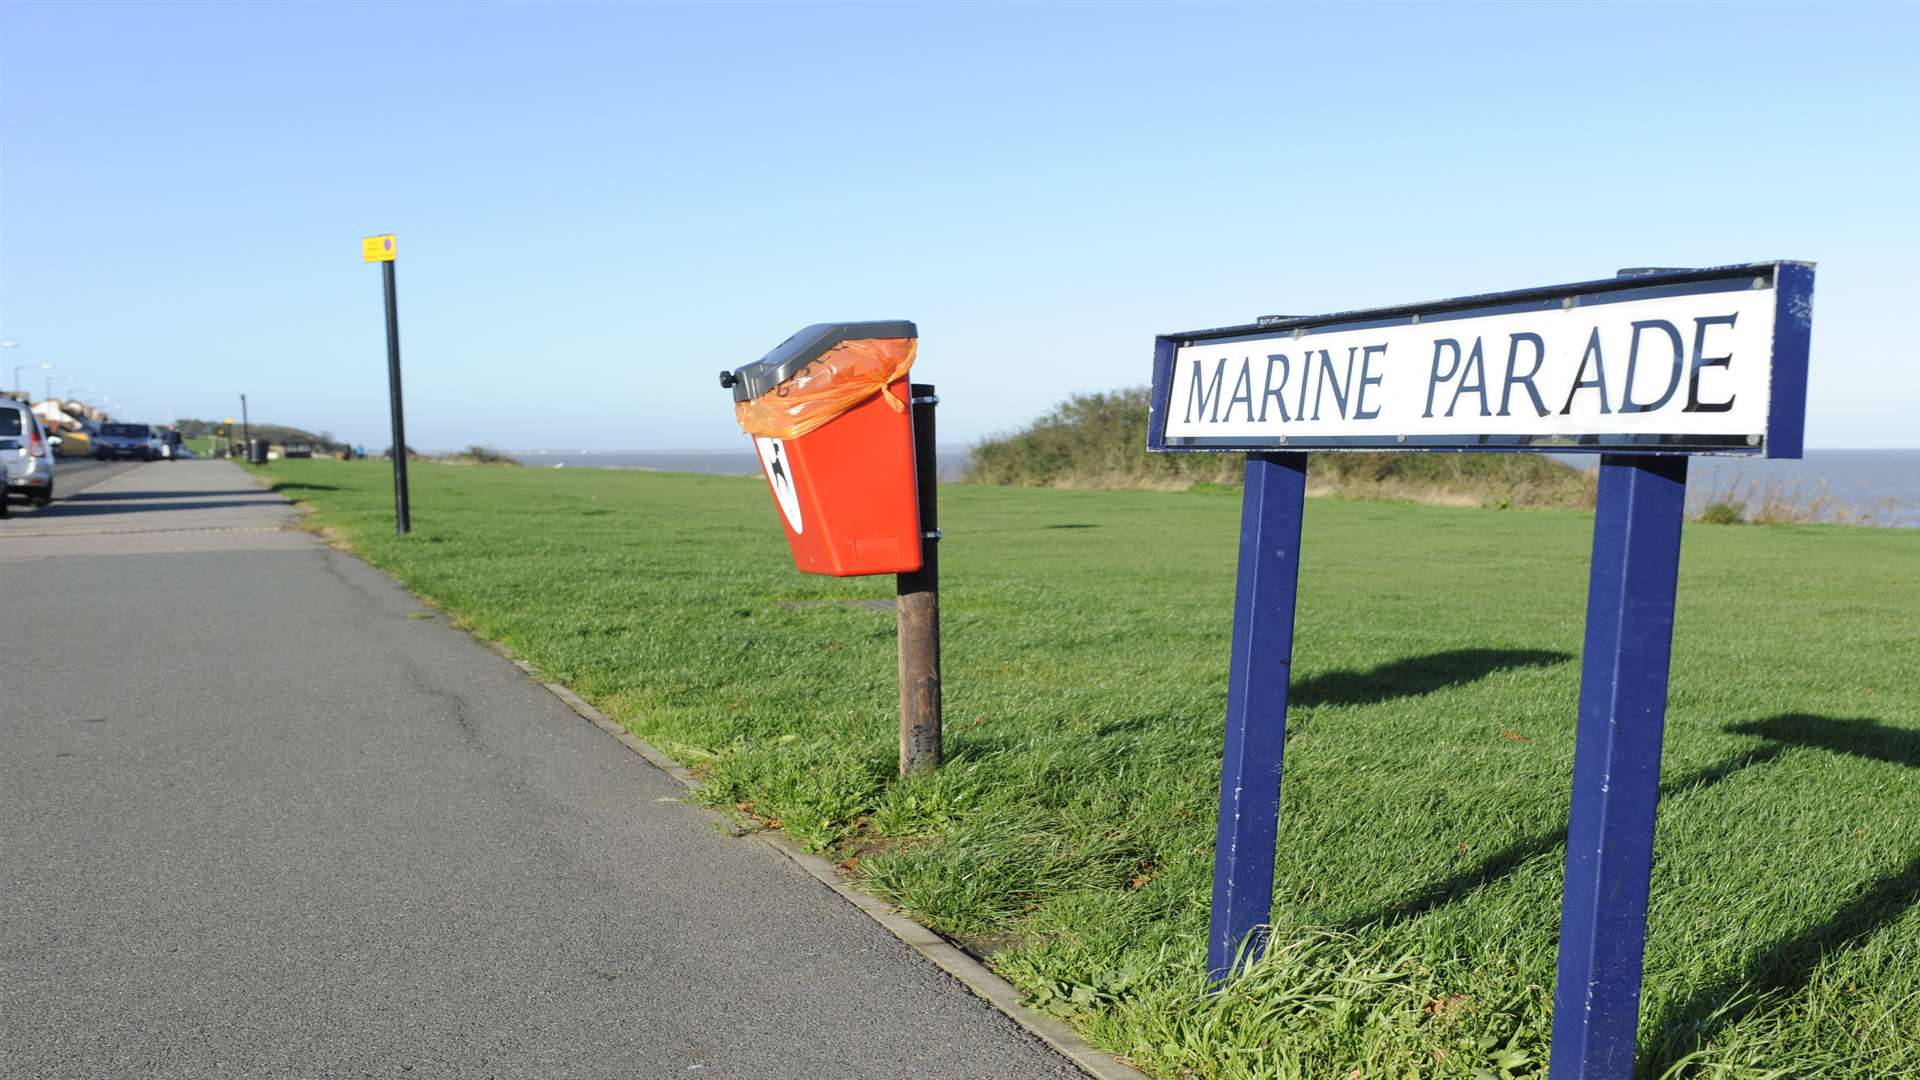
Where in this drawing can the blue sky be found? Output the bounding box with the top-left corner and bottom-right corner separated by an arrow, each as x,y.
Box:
3,2 -> 1915,450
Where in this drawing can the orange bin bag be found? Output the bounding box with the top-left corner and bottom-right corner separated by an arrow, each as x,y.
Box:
734,338 -> 916,440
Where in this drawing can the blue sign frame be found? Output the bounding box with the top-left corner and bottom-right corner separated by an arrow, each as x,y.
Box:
1175,264 -> 1814,1080
1148,262 -> 1814,458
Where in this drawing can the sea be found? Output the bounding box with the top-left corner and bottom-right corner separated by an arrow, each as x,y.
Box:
1575,450 -> 1920,528
509,447 -> 1920,528
511,446 -> 980,482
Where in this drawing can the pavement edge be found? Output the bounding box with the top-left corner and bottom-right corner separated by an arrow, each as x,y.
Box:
486,640 -> 1151,1080
251,474 -> 1150,1080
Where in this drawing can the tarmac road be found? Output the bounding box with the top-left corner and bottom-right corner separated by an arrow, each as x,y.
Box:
0,461 -> 1082,1079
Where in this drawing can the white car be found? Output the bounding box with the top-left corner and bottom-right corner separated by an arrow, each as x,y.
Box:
2,398 -> 58,512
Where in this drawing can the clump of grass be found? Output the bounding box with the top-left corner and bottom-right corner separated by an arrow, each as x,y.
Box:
1697,501 -> 1747,525
1041,930 -> 1553,1080
966,386 -> 1597,509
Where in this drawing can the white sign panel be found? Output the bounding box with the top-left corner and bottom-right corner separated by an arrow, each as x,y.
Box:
1152,265 -> 1813,456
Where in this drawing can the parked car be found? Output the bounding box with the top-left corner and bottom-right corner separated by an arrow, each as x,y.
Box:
2,397 -> 57,509
93,422 -> 163,461
54,424 -> 92,458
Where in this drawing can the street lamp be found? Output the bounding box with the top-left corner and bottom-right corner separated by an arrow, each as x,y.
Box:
12,358 -> 52,395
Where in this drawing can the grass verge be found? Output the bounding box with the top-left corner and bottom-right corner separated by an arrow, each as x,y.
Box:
250,457 -> 1918,1078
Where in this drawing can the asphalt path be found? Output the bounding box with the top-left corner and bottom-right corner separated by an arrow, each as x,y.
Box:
0,461 -> 1081,1079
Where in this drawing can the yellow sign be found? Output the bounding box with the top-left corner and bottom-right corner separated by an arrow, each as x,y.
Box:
362,234 -> 397,263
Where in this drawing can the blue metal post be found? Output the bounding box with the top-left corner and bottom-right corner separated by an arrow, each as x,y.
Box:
1207,450 -> 1309,982
1549,454 -> 1689,1079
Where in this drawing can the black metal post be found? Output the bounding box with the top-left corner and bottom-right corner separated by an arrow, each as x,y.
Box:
896,383 -> 941,775
240,393 -> 250,451
382,260 -> 411,535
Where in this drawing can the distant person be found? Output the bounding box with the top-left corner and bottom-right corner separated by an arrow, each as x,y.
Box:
354,444 -> 365,459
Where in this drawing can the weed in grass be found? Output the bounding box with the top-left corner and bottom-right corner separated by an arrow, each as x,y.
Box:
253,460 -> 1920,1079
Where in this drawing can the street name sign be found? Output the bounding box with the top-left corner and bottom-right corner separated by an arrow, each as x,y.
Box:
1154,263 -> 1815,1080
1150,263 -> 1813,457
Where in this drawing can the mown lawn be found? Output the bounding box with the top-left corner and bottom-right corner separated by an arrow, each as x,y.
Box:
252,458 -> 1918,1079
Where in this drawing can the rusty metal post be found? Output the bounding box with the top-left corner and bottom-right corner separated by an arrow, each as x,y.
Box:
896,383 -> 941,775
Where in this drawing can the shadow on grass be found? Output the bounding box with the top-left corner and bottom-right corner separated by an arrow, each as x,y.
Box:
1291,646 -> 1571,709
1644,713 -> 1920,1068
1343,743 -> 1792,934
1724,713 -> 1920,769
1326,710 -> 1919,1067
269,482 -> 344,494
945,648 -> 1577,765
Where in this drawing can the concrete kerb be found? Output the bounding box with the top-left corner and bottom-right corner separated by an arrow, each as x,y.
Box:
249,472 -> 1150,1080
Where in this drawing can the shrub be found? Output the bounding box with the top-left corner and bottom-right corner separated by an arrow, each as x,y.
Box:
965,386 -> 1597,509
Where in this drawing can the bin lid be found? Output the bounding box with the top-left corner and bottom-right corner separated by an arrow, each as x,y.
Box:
724,320 -> 917,403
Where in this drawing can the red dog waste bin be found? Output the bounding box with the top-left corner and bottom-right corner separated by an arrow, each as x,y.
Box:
723,321 -> 922,577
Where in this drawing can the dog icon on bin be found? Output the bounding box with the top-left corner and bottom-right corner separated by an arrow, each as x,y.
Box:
754,437 -> 803,534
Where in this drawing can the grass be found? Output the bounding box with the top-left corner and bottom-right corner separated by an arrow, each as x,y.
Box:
247,457 -> 1918,1079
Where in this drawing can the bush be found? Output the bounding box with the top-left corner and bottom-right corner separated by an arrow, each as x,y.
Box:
965,386 -> 1597,509
458,445 -> 517,465
968,388 -> 1242,490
